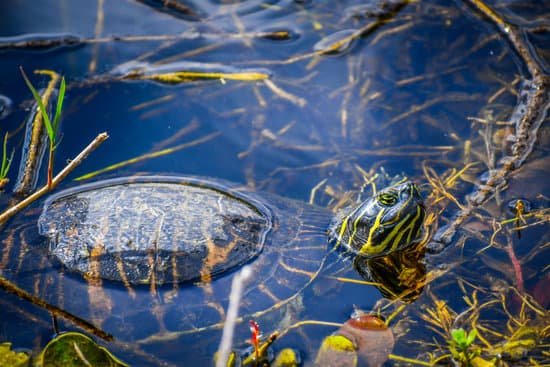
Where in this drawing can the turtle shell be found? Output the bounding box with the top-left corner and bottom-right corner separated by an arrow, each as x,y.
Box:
38,176 -> 277,284
33,176 -> 331,342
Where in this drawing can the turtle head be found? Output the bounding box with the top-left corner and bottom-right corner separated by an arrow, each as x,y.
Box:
329,181 -> 425,258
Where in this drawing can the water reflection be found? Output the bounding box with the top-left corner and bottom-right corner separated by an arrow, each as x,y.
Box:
1,0 -> 549,365
354,243 -> 426,303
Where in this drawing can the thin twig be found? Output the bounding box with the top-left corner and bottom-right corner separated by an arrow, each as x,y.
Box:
75,131 -> 217,181
0,276 -> 112,340
216,265 -> 252,367
263,79 -> 306,107
0,30 -> 295,50
0,132 -> 109,225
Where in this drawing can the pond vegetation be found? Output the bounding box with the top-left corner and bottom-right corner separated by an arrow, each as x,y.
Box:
0,0 -> 548,366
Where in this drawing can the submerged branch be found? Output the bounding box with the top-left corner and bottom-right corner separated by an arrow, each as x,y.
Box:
432,0 -> 550,247
0,30 -> 294,50
0,276 -> 112,340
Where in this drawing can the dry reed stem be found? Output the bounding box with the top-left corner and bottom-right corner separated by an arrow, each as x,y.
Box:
216,265 -> 252,367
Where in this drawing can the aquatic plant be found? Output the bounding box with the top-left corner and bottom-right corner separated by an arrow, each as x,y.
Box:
0,68 -> 107,226
249,320 -> 261,361
0,132 -> 14,188
0,342 -> 29,367
19,67 -> 66,188
37,332 -> 127,367
450,328 -> 479,366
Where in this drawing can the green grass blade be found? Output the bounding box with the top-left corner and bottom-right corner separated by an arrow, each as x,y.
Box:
5,147 -> 14,178
52,76 -> 66,134
19,67 -> 55,142
1,133 -> 7,176
1,133 -> 14,178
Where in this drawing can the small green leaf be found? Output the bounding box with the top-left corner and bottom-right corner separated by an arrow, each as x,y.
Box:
452,328 -> 466,345
1,133 -> 14,178
52,76 -> 66,137
37,332 -> 128,367
19,67 -> 55,143
466,329 -> 477,346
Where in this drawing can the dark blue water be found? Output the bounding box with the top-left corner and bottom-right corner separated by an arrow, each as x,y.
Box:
1,0 -> 548,366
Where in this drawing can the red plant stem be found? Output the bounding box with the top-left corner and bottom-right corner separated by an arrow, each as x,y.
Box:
250,320 -> 260,360
506,239 -> 524,292
47,144 -> 54,188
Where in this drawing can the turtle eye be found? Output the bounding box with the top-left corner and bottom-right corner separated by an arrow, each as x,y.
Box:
377,192 -> 398,207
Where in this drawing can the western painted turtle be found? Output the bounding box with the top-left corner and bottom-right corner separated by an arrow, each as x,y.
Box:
9,175 -> 426,364
38,175 -> 425,285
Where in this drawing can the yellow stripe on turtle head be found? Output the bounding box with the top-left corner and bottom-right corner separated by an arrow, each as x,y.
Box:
405,205 -> 424,245
359,204 -> 424,257
358,208 -> 385,256
347,203 -> 373,248
360,211 -> 409,256
334,212 -> 350,248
